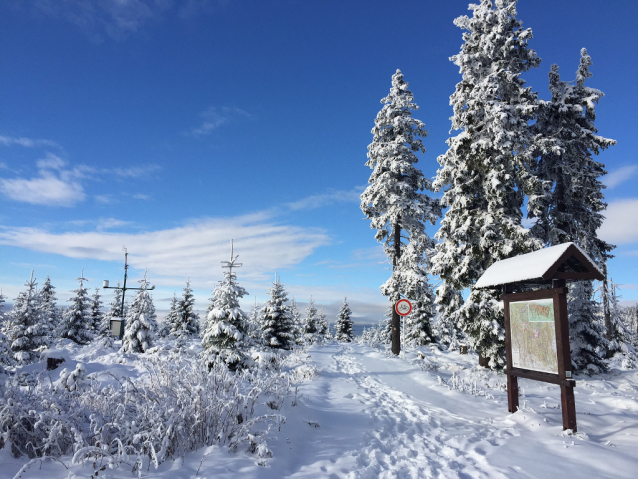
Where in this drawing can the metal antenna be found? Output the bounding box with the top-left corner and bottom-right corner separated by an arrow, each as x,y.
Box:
220,239 -> 242,283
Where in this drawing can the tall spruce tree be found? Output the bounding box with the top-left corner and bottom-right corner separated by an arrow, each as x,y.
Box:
38,276 -> 58,341
303,297 -> 319,343
568,281 -> 607,374
159,293 -> 179,338
121,275 -> 157,353
316,306 -> 330,341
201,248 -> 251,370
3,273 -> 48,363
60,273 -> 93,345
290,299 -> 304,345
171,280 -> 200,342
89,288 -> 104,335
531,49 -> 615,373
334,298 -> 354,342
360,69 -> 440,355
431,0 -> 543,369
260,277 -> 294,350
0,290 -> 13,372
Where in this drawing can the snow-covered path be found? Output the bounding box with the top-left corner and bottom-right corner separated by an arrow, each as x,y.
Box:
3,342 -> 638,478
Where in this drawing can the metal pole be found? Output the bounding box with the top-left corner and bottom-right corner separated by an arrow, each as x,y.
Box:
120,250 -> 128,317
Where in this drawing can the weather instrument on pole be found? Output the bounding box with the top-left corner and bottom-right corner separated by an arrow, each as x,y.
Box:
103,247 -> 155,339
395,299 -> 412,316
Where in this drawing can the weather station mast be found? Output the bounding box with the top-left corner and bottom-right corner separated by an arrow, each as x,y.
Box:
102,246 -> 154,339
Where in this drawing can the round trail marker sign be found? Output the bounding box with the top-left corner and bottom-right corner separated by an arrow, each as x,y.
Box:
396,299 -> 412,316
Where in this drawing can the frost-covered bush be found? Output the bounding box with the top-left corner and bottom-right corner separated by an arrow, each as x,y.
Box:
0,353 -> 306,470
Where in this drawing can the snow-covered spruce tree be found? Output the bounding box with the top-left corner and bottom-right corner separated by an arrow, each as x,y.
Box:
88,288 -> 104,335
201,255 -> 251,370
568,281 -> 608,375
334,297 -> 354,342
38,276 -> 58,341
171,280 -> 200,343
431,0 -> 543,369
405,297 -> 436,348
385,241 -> 436,348
290,299 -> 304,345
531,49 -> 615,372
603,279 -> 636,366
3,273 -> 49,363
303,297 -> 319,343
60,274 -> 93,345
246,301 -> 263,344
260,277 -> 294,350
316,307 -> 330,341
121,276 -> 157,354
360,69 -> 440,355
159,293 -> 179,338
0,290 -> 16,372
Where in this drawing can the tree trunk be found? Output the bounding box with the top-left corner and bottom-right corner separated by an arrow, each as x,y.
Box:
602,263 -> 613,358
391,222 -> 401,356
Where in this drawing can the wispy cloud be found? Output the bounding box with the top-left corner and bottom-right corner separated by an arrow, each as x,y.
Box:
0,135 -> 59,149
605,165 -> 638,189
191,106 -> 252,137
33,0 -> 171,42
112,165 -> 161,178
285,187 -> 364,211
132,193 -> 151,200
0,214 -> 330,285
96,218 -> 134,231
598,198 -> 638,244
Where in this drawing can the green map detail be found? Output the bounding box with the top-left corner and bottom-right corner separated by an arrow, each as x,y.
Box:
510,299 -> 558,374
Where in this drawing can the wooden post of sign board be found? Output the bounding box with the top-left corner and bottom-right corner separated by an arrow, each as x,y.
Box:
553,279 -> 577,432
503,285 -> 519,413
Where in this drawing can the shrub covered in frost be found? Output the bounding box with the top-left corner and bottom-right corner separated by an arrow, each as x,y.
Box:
0,353 -> 309,471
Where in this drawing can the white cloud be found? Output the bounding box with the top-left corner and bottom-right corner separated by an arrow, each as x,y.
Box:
0,135 -> 59,148
33,0 -> 171,42
605,165 -> 638,189
286,187 -> 364,211
191,106 -> 252,136
0,214 -> 330,285
112,165 -> 161,178
0,172 -> 85,206
598,199 -> 638,244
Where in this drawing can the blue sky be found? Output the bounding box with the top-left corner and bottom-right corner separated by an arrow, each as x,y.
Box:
1,0 -> 637,324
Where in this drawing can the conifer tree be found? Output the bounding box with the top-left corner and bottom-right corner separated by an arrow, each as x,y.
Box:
38,276 -> 58,340
334,298 -> 354,342
159,293 -> 179,338
246,301 -> 263,344
89,288 -> 104,335
289,298 -> 304,345
171,280 -> 200,342
121,275 -> 157,353
316,306 -> 330,341
0,290 -> 14,372
201,248 -> 250,370
531,49 -> 616,373
3,272 -> 49,362
60,273 -> 93,345
568,281 -> 608,375
405,297 -> 436,347
431,0 -> 543,369
303,297 -> 319,343
360,69 -> 440,355
260,277 -> 294,350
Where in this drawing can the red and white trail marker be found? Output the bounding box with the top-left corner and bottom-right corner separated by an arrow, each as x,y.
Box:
395,299 -> 412,316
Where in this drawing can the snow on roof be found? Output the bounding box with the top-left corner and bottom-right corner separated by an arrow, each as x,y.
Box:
475,242 -> 603,289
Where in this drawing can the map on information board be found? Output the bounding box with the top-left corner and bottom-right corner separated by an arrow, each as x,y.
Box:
509,298 -> 558,374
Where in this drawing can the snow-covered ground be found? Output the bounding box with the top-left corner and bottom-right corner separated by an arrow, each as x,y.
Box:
3,341 -> 638,478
